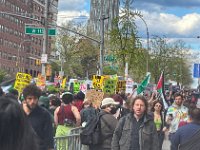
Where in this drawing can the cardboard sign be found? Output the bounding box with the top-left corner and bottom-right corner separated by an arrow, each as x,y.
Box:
14,72 -> 32,93
85,89 -> 104,108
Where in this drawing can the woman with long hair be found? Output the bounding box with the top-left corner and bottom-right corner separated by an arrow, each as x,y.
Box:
151,100 -> 167,150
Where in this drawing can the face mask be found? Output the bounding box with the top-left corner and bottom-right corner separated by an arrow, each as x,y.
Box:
110,107 -> 118,114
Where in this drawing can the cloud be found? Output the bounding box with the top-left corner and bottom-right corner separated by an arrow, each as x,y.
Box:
135,11 -> 200,38
133,0 -> 200,8
58,0 -> 89,11
57,10 -> 89,25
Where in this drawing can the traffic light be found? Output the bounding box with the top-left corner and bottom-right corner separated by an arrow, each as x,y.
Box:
35,59 -> 41,66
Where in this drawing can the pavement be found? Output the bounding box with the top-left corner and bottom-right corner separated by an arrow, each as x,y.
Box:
162,132 -> 171,150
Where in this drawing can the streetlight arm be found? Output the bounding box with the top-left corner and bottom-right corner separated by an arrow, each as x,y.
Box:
131,12 -> 150,72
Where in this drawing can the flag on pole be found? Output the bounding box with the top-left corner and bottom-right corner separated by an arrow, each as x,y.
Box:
137,73 -> 151,95
156,71 -> 168,109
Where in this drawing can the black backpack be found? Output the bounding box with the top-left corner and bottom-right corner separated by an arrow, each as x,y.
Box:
80,112 -> 104,145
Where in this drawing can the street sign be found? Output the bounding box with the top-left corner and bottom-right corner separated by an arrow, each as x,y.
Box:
48,28 -> 56,36
25,27 -> 44,35
104,55 -> 116,62
41,54 -> 48,64
193,63 -> 200,78
25,26 -> 56,36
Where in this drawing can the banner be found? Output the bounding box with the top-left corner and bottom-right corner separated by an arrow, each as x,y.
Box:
14,72 -> 32,93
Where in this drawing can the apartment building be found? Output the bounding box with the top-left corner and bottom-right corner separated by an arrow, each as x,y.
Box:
0,0 -> 58,77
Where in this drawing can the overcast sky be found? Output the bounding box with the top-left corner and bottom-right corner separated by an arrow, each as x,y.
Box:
56,0 -> 200,87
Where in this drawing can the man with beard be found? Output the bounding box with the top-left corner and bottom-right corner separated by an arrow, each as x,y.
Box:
22,84 -> 54,150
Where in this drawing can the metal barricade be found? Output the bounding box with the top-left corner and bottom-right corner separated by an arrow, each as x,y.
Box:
54,127 -> 89,150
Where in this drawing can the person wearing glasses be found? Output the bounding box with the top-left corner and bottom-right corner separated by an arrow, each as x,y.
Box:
151,100 -> 168,150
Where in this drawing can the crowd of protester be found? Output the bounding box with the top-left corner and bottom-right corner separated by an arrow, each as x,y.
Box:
0,84 -> 200,150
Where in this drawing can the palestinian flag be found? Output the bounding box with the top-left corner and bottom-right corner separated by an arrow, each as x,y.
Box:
156,72 -> 168,109
137,73 -> 151,95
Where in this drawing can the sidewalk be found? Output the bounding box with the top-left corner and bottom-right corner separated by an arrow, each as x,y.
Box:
162,132 -> 170,150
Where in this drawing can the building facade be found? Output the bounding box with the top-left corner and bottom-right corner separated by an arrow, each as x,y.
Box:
87,0 -> 119,36
0,0 -> 58,78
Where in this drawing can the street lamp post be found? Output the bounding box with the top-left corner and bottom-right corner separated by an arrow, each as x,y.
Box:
17,40 -> 31,72
133,12 -> 150,73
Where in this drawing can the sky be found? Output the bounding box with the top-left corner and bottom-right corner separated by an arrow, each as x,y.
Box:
56,0 -> 200,88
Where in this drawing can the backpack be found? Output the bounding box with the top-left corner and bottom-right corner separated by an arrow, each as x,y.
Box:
80,112 -> 104,145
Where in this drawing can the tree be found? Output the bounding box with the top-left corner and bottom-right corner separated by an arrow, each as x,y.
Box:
109,0 -> 145,81
0,69 -> 7,83
54,21 -> 99,79
149,36 -> 192,86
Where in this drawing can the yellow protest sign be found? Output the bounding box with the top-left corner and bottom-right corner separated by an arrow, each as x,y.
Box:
14,72 -> 32,93
116,80 -> 126,93
92,75 -> 104,90
62,77 -> 67,89
85,89 -> 104,108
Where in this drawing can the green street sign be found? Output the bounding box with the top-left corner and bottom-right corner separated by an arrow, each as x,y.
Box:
25,27 -> 44,35
48,28 -> 56,36
25,27 -> 56,36
104,55 -> 116,62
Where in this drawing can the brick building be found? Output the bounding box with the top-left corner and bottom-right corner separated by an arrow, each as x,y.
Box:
0,0 -> 58,78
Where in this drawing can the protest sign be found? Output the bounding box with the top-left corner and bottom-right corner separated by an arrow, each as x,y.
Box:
14,72 -> 32,93
92,75 -> 104,90
85,89 -> 104,108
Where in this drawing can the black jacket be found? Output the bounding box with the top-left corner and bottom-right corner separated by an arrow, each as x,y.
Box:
27,106 -> 54,150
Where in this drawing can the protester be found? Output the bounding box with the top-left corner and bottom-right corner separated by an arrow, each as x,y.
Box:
151,100 -> 167,150
0,96 -> 38,150
22,84 -> 54,150
171,105 -> 200,150
38,91 -> 50,109
54,92 -> 81,150
165,93 -> 188,149
80,98 -> 97,126
73,91 -> 85,112
112,95 -> 159,150
89,97 -> 118,150
49,95 -> 61,116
